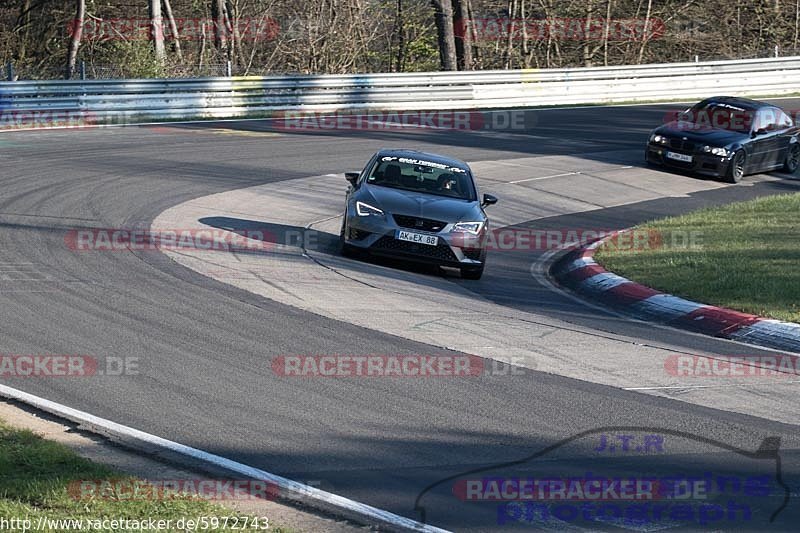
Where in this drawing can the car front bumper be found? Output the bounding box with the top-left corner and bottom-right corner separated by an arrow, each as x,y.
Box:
646,144 -> 733,177
343,212 -> 486,268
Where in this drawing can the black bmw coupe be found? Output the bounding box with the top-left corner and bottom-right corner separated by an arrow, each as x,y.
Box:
646,96 -> 800,182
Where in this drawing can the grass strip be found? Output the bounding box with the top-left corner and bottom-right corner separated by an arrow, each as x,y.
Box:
0,417 -> 289,531
595,193 -> 800,323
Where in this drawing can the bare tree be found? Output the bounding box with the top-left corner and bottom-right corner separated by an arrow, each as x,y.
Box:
393,0 -> 405,71
163,0 -> 182,60
452,0 -> 473,69
637,0 -> 653,64
431,0 -> 458,70
795,0 -> 799,48
149,0 -> 166,65
17,0 -> 33,63
66,0 -> 85,79
7,0 -> 798,79
212,0 -> 229,59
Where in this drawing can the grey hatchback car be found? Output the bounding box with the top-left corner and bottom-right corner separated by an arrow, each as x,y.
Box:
339,149 -> 497,279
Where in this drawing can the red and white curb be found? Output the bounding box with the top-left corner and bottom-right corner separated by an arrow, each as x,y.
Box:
552,231 -> 800,354
0,384 -> 449,533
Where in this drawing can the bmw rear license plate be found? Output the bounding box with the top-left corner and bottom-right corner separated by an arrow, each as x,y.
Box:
666,151 -> 692,163
396,230 -> 438,246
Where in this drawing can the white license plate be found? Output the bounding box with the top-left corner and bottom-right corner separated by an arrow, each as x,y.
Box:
396,230 -> 438,246
666,151 -> 692,163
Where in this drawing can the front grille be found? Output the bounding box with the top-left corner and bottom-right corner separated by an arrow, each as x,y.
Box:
372,236 -> 458,262
668,138 -> 696,152
392,215 -> 447,233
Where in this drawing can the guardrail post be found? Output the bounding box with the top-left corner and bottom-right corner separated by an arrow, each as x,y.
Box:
775,45 -> 780,58
226,60 -> 232,77
80,61 -> 86,80
6,62 -> 13,81
694,55 -> 699,63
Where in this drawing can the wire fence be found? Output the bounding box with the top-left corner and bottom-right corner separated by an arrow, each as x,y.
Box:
685,46 -> 800,63
5,62 -> 237,81
5,47 -> 800,81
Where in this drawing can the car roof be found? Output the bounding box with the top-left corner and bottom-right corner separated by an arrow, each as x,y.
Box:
700,96 -> 775,111
375,149 -> 470,171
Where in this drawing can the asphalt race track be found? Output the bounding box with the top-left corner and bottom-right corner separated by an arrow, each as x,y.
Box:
2,100 -> 800,531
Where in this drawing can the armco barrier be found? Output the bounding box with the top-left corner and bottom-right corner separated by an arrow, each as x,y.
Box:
2,56 -> 800,125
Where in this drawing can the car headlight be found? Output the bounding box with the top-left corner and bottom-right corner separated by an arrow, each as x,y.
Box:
451,221 -> 484,235
702,146 -> 730,157
356,201 -> 384,217
650,134 -> 669,145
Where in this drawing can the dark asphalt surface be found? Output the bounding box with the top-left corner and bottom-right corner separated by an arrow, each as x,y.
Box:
1,101 -> 799,531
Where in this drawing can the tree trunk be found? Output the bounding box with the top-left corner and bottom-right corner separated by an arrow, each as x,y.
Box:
149,0 -> 166,65
66,0 -> 85,79
163,0 -> 182,60
394,0 -> 405,72
452,0 -> 472,70
212,0 -> 229,58
431,0 -> 457,70
583,0 -> 594,67
795,0 -> 799,49
637,0 -> 653,64
18,0 -> 32,62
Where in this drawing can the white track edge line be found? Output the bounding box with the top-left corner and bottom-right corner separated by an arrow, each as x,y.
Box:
0,383 -> 450,533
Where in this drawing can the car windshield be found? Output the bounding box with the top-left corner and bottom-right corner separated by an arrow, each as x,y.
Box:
366,157 -> 475,200
678,102 -> 754,133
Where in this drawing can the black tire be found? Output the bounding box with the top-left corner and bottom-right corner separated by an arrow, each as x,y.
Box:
784,143 -> 800,174
460,266 -> 484,280
724,150 -> 746,183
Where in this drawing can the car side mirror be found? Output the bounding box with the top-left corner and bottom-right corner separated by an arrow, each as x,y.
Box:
482,193 -> 498,207
345,172 -> 360,186
752,128 -> 767,137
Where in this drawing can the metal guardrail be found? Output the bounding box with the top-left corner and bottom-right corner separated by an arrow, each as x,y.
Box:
2,56 -> 800,126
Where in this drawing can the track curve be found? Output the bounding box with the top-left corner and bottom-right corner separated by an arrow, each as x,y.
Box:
2,104 -> 800,530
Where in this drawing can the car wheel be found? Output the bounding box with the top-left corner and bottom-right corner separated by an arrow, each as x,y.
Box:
784,143 -> 800,174
724,150 -> 746,183
460,265 -> 484,280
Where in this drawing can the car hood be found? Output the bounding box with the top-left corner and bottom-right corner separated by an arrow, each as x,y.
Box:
655,122 -> 748,146
360,184 -> 481,222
